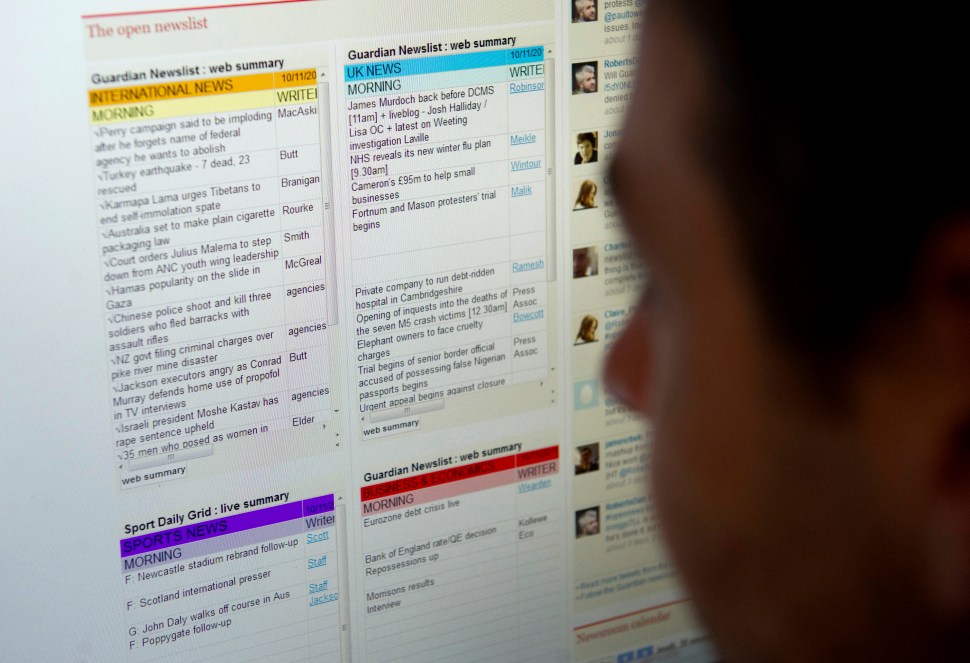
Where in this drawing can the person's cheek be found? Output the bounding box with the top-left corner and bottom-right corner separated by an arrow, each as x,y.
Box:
604,310 -> 652,417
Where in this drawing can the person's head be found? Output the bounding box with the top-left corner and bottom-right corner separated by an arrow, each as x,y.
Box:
576,132 -> 595,163
573,247 -> 592,278
577,509 -> 599,536
577,314 -> 598,342
605,1 -> 970,659
575,179 -> 597,208
574,64 -> 596,93
574,0 -> 596,22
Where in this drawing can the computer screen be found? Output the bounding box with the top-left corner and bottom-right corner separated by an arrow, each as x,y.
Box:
2,1 -> 715,660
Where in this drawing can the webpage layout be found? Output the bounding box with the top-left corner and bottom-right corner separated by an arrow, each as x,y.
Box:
1,1 -> 713,661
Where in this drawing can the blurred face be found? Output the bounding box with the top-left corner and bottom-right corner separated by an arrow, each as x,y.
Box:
573,249 -> 591,277
604,3 -> 910,660
578,0 -> 596,21
577,138 -> 593,162
577,69 -> 596,92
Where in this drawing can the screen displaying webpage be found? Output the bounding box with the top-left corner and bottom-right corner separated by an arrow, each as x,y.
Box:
1,1 -> 714,661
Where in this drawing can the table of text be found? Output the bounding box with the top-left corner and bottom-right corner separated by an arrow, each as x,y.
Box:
90,68 -> 334,483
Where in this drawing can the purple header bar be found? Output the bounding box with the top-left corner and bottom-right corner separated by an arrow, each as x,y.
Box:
120,494 -> 334,558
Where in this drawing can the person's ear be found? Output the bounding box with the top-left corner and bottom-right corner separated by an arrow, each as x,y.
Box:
916,218 -> 970,618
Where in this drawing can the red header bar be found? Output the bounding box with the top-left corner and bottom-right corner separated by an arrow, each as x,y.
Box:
361,446 -> 558,501
517,445 -> 558,466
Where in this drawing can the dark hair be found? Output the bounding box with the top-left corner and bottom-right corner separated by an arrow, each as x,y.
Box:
670,3 -> 969,357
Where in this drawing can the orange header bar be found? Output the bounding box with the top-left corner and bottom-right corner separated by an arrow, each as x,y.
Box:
89,69 -> 316,107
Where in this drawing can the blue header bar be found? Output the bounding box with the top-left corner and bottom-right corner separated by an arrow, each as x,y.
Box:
345,46 -> 544,82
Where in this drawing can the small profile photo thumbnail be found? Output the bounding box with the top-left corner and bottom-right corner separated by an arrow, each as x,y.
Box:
574,314 -> 599,345
573,178 -> 598,210
574,132 -> 598,164
576,506 -> 601,538
572,0 -> 598,23
572,61 -> 598,94
573,246 -> 598,279
574,443 -> 600,474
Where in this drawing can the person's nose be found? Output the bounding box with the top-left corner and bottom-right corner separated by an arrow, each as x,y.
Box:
603,309 -> 652,416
